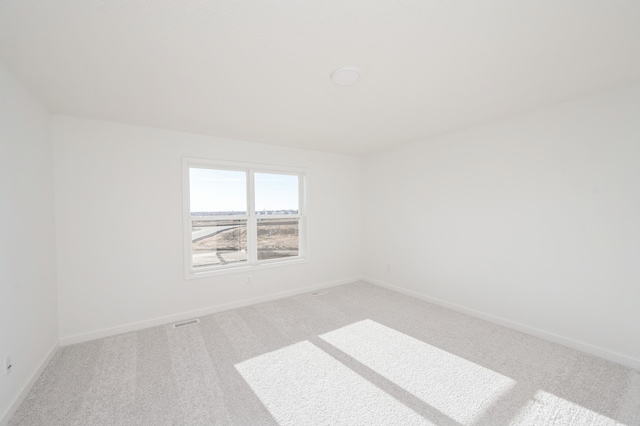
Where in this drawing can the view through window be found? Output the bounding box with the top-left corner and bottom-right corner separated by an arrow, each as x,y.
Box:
185,162 -> 305,276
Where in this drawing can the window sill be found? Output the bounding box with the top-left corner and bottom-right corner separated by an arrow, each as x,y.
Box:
184,257 -> 310,281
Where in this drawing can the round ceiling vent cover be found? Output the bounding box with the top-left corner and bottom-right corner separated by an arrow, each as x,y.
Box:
331,67 -> 361,85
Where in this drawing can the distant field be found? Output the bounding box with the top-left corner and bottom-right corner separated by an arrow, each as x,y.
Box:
192,219 -> 298,266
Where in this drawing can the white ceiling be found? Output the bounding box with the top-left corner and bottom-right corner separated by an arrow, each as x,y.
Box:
1,1 -> 640,154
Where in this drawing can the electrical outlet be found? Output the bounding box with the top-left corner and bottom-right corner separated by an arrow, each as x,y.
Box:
386,264 -> 391,272
246,275 -> 252,284
4,356 -> 12,376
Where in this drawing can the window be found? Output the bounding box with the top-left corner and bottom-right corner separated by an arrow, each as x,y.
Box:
183,158 -> 307,278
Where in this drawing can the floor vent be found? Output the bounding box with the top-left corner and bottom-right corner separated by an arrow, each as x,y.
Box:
173,319 -> 200,328
310,291 -> 328,296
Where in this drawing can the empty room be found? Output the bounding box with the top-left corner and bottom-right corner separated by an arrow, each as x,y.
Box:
1,1 -> 639,425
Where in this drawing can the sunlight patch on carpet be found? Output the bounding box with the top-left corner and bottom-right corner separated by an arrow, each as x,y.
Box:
513,390 -> 622,425
319,319 -> 515,425
235,340 -> 433,426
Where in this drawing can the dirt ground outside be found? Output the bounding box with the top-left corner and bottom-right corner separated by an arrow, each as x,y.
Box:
193,219 -> 298,263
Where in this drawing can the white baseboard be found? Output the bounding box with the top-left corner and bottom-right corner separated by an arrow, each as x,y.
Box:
0,341 -> 59,426
364,277 -> 640,372
60,277 -> 361,346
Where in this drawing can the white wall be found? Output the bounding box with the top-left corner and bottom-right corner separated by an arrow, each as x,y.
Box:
53,116 -> 362,342
0,64 -> 58,423
363,84 -> 640,368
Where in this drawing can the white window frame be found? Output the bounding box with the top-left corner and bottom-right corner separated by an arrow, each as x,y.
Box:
182,157 -> 309,280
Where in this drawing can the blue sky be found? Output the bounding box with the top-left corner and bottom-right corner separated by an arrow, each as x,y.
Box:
190,168 -> 298,213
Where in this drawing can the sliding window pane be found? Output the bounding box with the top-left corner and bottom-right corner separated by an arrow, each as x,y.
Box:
190,168 -> 247,216
192,219 -> 247,268
257,218 -> 299,260
255,173 -> 299,215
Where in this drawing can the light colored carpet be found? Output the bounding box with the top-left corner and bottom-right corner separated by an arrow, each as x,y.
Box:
9,281 -> 640,425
